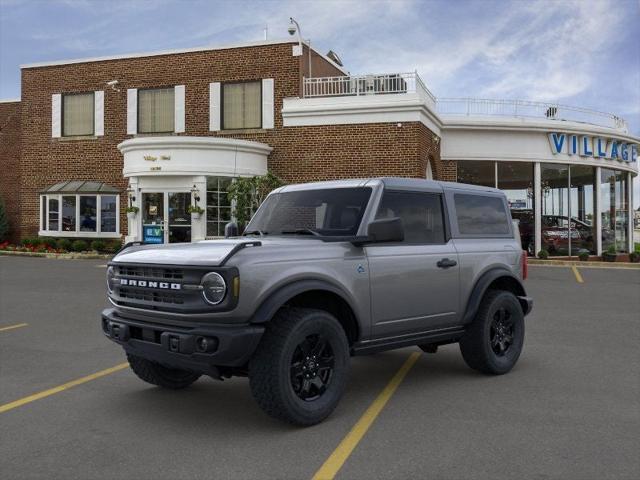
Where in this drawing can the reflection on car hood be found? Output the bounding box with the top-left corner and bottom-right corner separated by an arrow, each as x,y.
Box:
111,237 -> 324,266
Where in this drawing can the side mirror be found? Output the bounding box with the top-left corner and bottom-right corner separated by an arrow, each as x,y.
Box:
366,217 -> 404,243
224,222 -> 239,238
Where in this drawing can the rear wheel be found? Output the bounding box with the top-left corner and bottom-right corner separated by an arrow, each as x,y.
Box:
249,307 -> 350,426
127,354 -> 201,389
459,290 -> 525,375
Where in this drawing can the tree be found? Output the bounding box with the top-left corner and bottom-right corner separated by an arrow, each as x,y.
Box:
227,172 -> 284,230
0,197 -> 9,242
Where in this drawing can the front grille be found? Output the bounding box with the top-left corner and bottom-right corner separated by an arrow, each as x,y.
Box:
116,266 -> 184,280
119,287 -> 184,305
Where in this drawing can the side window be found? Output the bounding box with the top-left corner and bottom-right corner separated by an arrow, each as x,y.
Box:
375,191 -> 445,244
454,193 -> 510,235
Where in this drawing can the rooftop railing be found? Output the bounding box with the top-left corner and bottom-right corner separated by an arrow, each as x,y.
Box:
301,74 -> 627,131
303,72 -> 436,103
436,98 -> 628,131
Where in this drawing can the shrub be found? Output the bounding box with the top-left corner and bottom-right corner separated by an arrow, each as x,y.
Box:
0,197 -> 8,241
106,240 -> 122,253
57,238 -> 73,251
38,237 -> 57,249
605,244 -> 617,255
21,237 -> 38,247
577,251 -> 589,261
630,252 -> 640,263
537,249 -> 549,260
90,240 -> 106,252
71,240 -> 88,252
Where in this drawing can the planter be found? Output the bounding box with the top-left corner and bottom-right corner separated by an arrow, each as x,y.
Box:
603,253 -> 619,262
629,253 -> 640,263
127,212 -> 137,222
191,212 -> 202,221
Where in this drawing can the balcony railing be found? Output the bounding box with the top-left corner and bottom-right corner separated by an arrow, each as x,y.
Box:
303,72 -> 436,102
301,74 -> 627,131
437,98 -> 628,131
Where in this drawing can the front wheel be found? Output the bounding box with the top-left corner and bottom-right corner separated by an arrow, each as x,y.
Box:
249,307 -> 350,426
459,290 -> 525,375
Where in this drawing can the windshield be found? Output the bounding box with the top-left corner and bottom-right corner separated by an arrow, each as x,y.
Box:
245,187 -> 372,237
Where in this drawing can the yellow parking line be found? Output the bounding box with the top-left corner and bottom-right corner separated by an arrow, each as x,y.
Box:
312,352 -> 421,480
0,363 -> 128,414
571,265 -> 584,283
0,323 -> 28,332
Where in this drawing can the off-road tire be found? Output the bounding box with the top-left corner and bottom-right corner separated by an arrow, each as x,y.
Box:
127,354 -> 201,389
249,307 -> 350,426
459,290 -> 525,375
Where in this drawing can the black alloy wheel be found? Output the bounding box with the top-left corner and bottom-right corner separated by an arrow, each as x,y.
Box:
290,334 -> 335,401
489,307 -> 515,357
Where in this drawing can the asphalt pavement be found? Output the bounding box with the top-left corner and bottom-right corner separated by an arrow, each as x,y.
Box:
0,256 -> 638,480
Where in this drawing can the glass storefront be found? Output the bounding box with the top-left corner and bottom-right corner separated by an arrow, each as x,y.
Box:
601,169 -> 629,253
457,160 -> 628,256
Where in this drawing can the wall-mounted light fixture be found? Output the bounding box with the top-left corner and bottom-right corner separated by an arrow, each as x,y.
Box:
126,186 -> 136,206
191,185 -> 201,204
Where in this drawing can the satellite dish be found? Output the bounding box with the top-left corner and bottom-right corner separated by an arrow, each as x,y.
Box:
326,50 -> 343,67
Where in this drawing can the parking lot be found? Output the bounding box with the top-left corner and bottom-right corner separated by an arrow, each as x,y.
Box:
0,256 -> 638,480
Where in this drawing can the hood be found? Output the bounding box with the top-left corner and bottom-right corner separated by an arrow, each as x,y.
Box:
111,237 -> 324,266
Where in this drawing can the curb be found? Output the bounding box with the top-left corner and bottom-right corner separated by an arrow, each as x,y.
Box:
529,259 -> 640,269
0,250 -> 113,260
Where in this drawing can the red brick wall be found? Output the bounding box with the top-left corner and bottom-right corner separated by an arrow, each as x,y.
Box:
15,41 -> 441,240
0,101 -> 21,242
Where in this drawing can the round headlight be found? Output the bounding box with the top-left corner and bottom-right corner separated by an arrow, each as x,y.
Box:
201,272 -> 227,305
106,266 -> 115,294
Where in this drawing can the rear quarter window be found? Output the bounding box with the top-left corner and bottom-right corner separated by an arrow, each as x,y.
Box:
454,193 -> 511,236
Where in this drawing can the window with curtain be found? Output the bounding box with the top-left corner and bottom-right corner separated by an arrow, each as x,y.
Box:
63,92 -> 94,136
138,88 -> 175,133
222,81 -> 261,130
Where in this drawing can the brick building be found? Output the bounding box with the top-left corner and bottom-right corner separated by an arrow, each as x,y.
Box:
0,38 -> 637,255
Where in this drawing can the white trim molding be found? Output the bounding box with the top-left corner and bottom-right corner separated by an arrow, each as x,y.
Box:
119,136 -> 271,178
51,94 -> 61,138
209,82 -> 221,131
174,85 -> 186,133
94,90 -> 104,136
262,78 -> 275,129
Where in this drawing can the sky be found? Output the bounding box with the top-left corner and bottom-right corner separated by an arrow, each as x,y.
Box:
1,0 -> 639,203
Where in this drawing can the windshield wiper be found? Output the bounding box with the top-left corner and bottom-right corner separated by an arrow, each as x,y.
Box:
243,229 -> 267,236
280,228 -> 321,237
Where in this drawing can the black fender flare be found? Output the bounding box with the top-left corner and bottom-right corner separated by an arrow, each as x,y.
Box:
462,268 -> 528,324
249,279 -> 359,326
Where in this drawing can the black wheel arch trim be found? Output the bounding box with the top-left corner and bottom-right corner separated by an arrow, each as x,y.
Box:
249,279 -> 360,329
463,268 -> 532,324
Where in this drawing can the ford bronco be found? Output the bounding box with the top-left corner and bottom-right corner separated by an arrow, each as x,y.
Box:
102,178 -> 532,425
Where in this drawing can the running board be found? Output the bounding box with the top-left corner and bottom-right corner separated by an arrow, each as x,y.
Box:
352,326 -> 466,356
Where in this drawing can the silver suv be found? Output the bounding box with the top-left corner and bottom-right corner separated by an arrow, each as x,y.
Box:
102,178 -> 532,425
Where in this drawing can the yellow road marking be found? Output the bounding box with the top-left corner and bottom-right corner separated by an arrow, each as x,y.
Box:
312,352 -> 421,480
0,323 -> 28,332
571,265 -> 584,283
0,363 -> 128,414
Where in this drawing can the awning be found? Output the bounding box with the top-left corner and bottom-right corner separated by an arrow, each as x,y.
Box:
41,181 -> 120,194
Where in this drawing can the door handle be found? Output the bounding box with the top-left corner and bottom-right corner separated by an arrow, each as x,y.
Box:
437,258 -> 457,269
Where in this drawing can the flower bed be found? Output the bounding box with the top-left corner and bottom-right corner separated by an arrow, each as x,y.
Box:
0,237 -> 122,255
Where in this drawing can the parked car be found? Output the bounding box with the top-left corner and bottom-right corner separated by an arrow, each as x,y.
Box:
102,178 -> 532,425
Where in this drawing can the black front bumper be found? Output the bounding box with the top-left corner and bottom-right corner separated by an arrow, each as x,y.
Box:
101,308 -> 264,375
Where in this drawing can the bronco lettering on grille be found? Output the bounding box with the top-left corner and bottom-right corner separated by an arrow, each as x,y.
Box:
119,279 -> 181,290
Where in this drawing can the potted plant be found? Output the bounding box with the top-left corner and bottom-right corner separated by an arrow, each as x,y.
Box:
603,244 -> 618,262
577,250 -> 590,262
187,204 -> 204,220
126,206 -> 139,221
630,246 -> 640,263
537,249 -> 549,260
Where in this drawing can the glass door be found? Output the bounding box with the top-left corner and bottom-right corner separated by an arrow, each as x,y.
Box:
142,192 -> 165,244
167,192 -> 191,243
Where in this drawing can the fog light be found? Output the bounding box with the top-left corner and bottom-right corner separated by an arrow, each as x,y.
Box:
195,336 -> 218,353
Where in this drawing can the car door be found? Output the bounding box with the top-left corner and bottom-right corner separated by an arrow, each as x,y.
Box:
365,189 -> 460,339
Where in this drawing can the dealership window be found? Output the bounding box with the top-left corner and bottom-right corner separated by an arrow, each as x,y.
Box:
138,88 -> 175,133
601,169 -> 629,253
206,177 -> 233,237
376,191 -> 445,244
569,165 -> 596,254
498,162 -> 534,254
454,193 -> 510,236
62,92 -> 94,136
457,160 -> 496,187
39,182 -> 120,237
541,164 -> 569,256
222,81 -> 261,129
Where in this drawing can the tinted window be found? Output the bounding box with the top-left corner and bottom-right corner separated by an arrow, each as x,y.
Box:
454,193 -> 510,235
246,188 -> 372,237
376,191 -> 445,244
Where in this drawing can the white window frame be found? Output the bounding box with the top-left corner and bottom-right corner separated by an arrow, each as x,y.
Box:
39,193 -> 120,238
